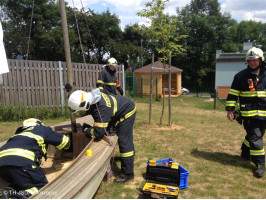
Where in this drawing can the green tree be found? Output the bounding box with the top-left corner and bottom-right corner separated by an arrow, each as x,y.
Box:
176,0 -> 237,86
0,0 -> 65,60
136,0 -> 187,63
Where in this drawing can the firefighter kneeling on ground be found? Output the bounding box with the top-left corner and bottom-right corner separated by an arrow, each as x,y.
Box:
0,118 -> 70,198
226,47 -> 266,178
68,88 -> 136,183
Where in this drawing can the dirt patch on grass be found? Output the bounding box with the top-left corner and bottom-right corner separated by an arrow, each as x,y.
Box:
153,124 -> 183,131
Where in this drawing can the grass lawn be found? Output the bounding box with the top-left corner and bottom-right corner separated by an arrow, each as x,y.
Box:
0,96 -> 265,198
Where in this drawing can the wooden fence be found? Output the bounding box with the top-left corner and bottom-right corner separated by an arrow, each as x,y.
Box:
0,59 -> 124,108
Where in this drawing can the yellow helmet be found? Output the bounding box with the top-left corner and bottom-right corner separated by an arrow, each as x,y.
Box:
245,47 -> 265,61
23,118 -> 44,127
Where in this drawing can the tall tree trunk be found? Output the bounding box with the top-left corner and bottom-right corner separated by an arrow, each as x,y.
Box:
168,55 -> 171,126
160,89 -> 165,126
149,54 -> 154,124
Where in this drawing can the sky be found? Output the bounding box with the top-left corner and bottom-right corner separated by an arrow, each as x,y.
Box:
65,0 -> 266,30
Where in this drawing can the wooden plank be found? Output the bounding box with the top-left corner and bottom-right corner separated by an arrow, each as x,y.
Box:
29,61 -> 36,107
25,60 -> 32,107
8,60 -> 15,105
35,62 -> 45,108
46,61 -> 52,107
20,60 -> 27,106
50,62 -> 56,106
3,62 -> 10,105
54,62 -> 60,106
41,62 -> 48,106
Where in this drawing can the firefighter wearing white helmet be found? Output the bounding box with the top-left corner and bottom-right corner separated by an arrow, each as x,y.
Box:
0,118 -> 70,198
68,89 -> 136,183
96,57 -> 123,96
226,46 -> 266,178
68,88 -> 101,112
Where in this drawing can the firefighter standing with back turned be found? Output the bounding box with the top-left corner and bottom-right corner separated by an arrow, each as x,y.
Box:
226,47 -> 266,178
0,118 -> 70,198
96,57 -> 124,96
68,88 -> 136,183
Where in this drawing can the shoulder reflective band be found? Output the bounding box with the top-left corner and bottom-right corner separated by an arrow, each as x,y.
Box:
110,96 -> 117,116
0,148 -> 35,161
250,149 -> 265,156
25,187 -> 39,195
56,135 -> 70,150
13,132 -> 46,155
94,122 -> 108,128
120,151 -> 134,158
97,80 -> 104,84
228,89 -> 240,96
103,82 -> 116,86
241,110 -> 266,117
101,93 -> 111,107
226,101 -> 236,107
98,86 -> 103,90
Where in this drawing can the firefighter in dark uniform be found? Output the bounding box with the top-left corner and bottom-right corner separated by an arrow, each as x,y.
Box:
96,57 -> 124,96
226,47 -> 266,178
68,88 -> 136,183
0,118 -> 70,198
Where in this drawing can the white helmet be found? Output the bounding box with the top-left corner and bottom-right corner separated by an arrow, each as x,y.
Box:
23,118 -> 44,127
107,57 -> 118,67
246,47 -> 265,61
68,89 -> 101,112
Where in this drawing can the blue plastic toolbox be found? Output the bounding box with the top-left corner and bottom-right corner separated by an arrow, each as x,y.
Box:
147,158 -> 189,189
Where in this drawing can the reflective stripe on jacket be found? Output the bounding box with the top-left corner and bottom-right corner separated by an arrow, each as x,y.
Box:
86,93 -> 136,139
0,126 -> 70,167
226,65 -> 266,120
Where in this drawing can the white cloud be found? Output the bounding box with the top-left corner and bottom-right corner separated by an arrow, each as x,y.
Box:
66,0 -> 266,29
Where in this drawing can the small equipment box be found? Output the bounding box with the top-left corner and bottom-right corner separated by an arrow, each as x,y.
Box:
142,158 -> 180,199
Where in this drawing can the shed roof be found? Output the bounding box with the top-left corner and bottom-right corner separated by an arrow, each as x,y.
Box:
135,61 -> 183,73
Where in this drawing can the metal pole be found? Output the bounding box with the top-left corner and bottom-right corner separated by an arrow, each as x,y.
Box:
58,61 -> 65,115
59,0 -> 76,132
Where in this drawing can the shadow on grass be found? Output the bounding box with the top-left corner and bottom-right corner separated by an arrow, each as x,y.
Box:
191,149 -> 254,170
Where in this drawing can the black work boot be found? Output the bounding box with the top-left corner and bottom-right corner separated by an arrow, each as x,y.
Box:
254,164 -> 265,178
114,173 -> 134,183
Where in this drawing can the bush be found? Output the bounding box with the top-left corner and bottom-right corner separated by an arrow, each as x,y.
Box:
0,104 -> 72,121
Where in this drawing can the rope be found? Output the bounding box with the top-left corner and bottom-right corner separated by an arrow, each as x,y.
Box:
18,0 -> 35,127
26,0 -> 35,61
71,0 -> 86,64
79,0 -> 99,64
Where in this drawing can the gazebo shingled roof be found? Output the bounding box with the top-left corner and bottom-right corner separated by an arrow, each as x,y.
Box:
134,61 -> 183,73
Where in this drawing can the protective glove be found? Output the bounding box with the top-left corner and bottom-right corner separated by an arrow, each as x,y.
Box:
82,123 -> 92,133
117,87 -> 124,96
65,83 -> 72,92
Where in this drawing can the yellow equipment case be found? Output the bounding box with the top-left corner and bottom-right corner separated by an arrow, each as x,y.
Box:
142,158 -> 180,199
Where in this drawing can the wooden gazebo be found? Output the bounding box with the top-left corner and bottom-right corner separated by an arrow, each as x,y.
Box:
134,61 -> 183,97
